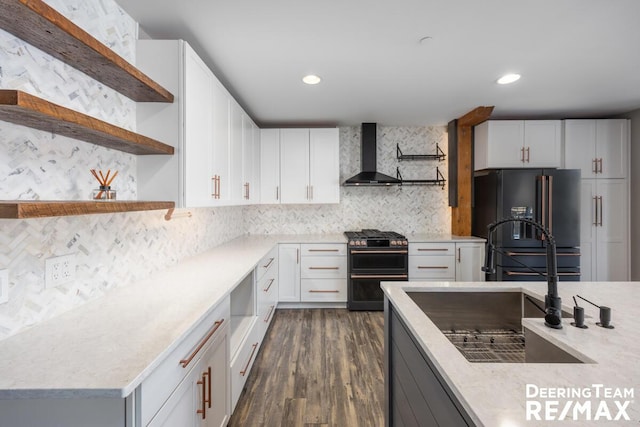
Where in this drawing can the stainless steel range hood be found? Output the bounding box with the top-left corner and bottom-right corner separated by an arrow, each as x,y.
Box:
344,123 -> 401,186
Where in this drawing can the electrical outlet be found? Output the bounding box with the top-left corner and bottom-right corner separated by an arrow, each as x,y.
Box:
0,269 -> 8,304
45,254 -> 76,288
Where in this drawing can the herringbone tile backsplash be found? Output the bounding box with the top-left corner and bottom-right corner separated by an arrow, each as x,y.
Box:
0,0 -> 449,341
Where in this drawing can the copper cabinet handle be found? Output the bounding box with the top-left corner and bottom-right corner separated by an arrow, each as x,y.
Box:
416,248 -> 449,252
308,249 -> 340,252
207,366 -> 212,409
308,266 -> 340,270
264,305 -> 275,322
276,186 -> 279,201
310,185 -> 313,200
296,248 -> 299,264
197,372 -> 207,419
526,146 -> 530,163
417,266 -> 449,269
457,248 -> 461,263
240,343 -> 259,376
248,182 -> 250,199
592,196 -> 598,226
520,147 -> 525,163
598,195 -> 603,226
263,278 -> 275,292
180,319 -> 225,368
309,290 -> 340,293
263,257 -> 275,269
211,176 -> 216,197
592,159 -> 597,174
598,158 -> 603,174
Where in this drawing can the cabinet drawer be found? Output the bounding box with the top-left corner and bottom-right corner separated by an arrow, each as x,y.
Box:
256,246 -> 278,281
301,256 -> 347,279
409,256 -> 456,280
230,322 -> 262,410
409,242 -> 455,256
257,263 -> 277,303
140,296 -> 230,426
301,243 -> 346,256
301,278 -> 347,302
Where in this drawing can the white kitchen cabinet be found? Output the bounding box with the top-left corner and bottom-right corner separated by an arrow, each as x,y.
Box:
408,241 -> 485,281
564,119 -> 628,179
300,243 -> 347,302
229,100 -> 244,205
278,244 -> 301,302
211,79 -> 231,205
474,120 -> 561,170
137,40 -> 214,208
580,179 -> 629,281
275,128 -> 340,204
241,114 -> 260,204
454,243 -> 485,282
260,129 -> 281,204
251,121 -> 261,204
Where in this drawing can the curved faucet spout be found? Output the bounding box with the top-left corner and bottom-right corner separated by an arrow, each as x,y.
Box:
483,217 -> 562,330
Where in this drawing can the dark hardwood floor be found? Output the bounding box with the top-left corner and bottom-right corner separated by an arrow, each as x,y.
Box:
228,309 -> 385,427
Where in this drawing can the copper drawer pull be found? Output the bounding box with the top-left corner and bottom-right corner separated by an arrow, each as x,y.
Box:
197,371 -> 207,419
240,343 -> 259,376
180,319 -> 225,368
417,266 -> 449,269
309,289 -> 340,293
416,248 -> 449,252
308,249 -> 340,252
206,366 -> 212,409
505,251 -> 581,256
262,257 -> 275,269
308,266 -> 340,270
264,305 -> 275,322
263,278 -> 275,292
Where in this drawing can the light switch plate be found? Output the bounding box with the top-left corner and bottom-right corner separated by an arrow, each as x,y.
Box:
0,269 -> 8,304
45,254 -> 76,288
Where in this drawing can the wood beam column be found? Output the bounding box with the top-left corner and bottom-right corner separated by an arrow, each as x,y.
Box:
450,106 -> 494,236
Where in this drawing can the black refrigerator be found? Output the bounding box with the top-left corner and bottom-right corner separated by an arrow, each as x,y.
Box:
473,169 -> 581,282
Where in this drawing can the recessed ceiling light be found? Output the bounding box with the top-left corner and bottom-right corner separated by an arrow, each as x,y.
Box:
302,75 -> 321,85
497,73 -> 521,85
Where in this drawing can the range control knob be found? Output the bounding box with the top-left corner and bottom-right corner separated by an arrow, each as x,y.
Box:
360,240 -> 366,246
402,240 -> 408,246
391,240 -> 397,246
349,240 -> 355,246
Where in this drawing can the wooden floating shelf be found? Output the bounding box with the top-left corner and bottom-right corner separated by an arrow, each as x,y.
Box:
0,0 -> 173,103
0,90 -> 174,155
0,200 -> 175,219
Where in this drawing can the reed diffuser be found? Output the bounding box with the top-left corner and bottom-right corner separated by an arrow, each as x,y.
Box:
90,169 -> 118,200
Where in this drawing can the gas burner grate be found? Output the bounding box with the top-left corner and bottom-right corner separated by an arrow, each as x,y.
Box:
441,329 -> 526,363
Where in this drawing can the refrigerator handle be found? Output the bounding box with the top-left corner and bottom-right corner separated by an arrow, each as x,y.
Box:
539,176 -> 546,240
592,196 -> 598,226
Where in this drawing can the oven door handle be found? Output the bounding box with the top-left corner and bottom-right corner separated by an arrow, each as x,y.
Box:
350,274 -> 408,279
350,250 -> 408,254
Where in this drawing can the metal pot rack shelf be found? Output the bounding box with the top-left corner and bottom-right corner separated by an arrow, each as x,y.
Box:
396,143 -> 446,161
396,167 -> 446,188
395,143 -> 446,188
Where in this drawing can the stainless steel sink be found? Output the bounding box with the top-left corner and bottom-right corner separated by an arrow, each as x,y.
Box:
407,291 -> 588,364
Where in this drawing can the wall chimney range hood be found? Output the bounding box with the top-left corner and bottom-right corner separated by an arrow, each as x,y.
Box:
344,123 -> 401,186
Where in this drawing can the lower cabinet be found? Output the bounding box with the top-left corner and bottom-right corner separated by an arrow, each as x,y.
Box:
409,242 -> 484,282
278,243 -> 347,304
230,319 -> 262,409
385,303 -> 473,426
143,298 -> 231,427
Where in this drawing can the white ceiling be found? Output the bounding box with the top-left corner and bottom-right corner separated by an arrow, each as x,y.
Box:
116,0 -> 640,127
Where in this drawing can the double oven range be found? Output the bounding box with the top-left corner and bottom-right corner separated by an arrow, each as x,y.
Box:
344,229 -> 408,311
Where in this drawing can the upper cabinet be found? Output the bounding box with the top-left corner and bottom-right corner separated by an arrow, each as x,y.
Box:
474,120 -> 561,170
136,40 -> 256,208
265,128 -> 340,205
564,119 -> 628,179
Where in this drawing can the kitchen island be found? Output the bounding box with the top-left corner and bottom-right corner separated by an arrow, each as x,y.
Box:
382,281 -> 640,426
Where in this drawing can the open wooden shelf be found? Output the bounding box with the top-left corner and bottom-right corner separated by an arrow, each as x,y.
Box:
0,0 -> 173,103
0,200 -> 175,219
0,90 -> 174,155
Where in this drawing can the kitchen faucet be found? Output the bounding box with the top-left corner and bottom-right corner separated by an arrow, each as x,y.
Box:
482,217 -> 563,329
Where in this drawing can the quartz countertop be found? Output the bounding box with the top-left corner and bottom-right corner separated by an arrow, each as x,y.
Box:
0,232 -> 483,400
382,281 -> 640,426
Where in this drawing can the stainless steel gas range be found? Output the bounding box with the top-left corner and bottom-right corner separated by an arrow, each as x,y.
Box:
344,229 -> 409,311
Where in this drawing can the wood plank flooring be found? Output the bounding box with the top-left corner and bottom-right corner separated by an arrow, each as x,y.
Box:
228,309 -> 385,427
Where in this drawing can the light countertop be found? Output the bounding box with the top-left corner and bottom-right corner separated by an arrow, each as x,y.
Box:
382,281 -> 640,426
0,232 -> 484,400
